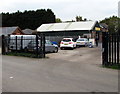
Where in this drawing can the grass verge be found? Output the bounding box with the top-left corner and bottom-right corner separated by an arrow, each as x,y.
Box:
103,64 -> 120,70
6,52 -> 47,58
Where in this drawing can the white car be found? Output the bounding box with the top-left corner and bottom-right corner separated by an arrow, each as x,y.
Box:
76,38 -> 89,47
60,38 -> 76,49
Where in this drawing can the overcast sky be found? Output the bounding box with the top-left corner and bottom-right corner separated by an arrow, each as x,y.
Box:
0,0 -> 119,21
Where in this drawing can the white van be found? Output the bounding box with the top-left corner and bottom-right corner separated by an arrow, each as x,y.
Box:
9,35 -> 36,51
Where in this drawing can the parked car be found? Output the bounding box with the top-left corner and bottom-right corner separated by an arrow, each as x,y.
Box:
76,38 -> 89,47
60,38 -> 76,49
25,40 -> 58,53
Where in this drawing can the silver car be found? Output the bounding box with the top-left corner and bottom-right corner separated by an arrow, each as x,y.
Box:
25,40 -> 58,53
76,38 -> 89,47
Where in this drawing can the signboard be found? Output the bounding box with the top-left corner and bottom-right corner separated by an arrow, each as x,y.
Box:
95,27 -> 101,32
95,27 -> 100,31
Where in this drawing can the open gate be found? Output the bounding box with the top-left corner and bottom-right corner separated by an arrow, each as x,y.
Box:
102,32 -> 120,66
2,34 -> 45,58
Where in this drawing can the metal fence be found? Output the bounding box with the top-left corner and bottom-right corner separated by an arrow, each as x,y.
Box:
2,34 -> 45,58
102,32 -> 120,66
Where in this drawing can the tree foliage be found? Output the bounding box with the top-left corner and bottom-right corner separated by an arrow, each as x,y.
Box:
76,16 -> 83,21
2,9 -> 56,30
56,18 -> 62,23
75,16 -> 87,22
100,16 -> 120,33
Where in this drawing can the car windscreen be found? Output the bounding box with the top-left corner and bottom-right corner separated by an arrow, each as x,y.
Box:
45,40 -> 52,44
77,39 -> 85,41
29,41 -> 40,44
62,39 -> 71,42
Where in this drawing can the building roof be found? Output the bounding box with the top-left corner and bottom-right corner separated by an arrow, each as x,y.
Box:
100,23 -> 108,29
37,21 -> 98,32
0,26 -> 21,36
22,29 -> 34,34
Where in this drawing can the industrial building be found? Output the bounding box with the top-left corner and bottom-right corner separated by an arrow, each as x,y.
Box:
37,21 -> 101,44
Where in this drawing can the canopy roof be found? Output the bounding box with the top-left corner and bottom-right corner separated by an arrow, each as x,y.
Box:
37,21 -> 98,32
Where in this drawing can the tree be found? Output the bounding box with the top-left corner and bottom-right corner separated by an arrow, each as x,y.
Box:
56,18 -> 62,23
84,18 -> 87,21
100,16 -> 120,33
76,16 -> 83,21
2,9 -> 56,30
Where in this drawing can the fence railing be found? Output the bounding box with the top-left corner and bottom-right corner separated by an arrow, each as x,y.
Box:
102,32 -> 120,66
2,34 -> 45,58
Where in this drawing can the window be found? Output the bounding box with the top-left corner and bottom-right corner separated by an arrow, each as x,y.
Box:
78,39 -> 84,41
62,39 -> 71,42
46,40 -> 52,45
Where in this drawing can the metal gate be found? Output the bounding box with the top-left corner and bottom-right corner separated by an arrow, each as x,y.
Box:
2,34 -> 45,58
102,32 -> 120,66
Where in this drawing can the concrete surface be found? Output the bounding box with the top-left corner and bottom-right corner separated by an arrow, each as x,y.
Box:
2,47 -> 118,92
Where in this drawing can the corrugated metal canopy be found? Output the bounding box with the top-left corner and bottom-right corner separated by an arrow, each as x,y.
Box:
37,21 -> 98,32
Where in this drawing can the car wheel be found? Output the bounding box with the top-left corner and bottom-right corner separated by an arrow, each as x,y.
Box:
60,47 -> 64,50
54,47 -> 58,53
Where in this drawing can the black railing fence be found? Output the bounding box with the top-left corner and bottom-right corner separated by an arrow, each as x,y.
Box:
2,34 -> 45,58
102,32 -> 120,66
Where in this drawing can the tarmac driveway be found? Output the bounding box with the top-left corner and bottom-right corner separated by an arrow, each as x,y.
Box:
2,46 -> 118,92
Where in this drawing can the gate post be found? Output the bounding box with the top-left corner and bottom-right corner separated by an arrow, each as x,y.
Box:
102,32 -> 105,66
15,36 -> 17,51
2,35 -> 5,54
36,35 -> 39,58
21,36 -> 23,51
112,34 -> 114,65
117,34 -> 119,64
102,32 -> 108,66
40,33 -> 45,58
114,33 -> 117,64
108,34 -> 111,65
